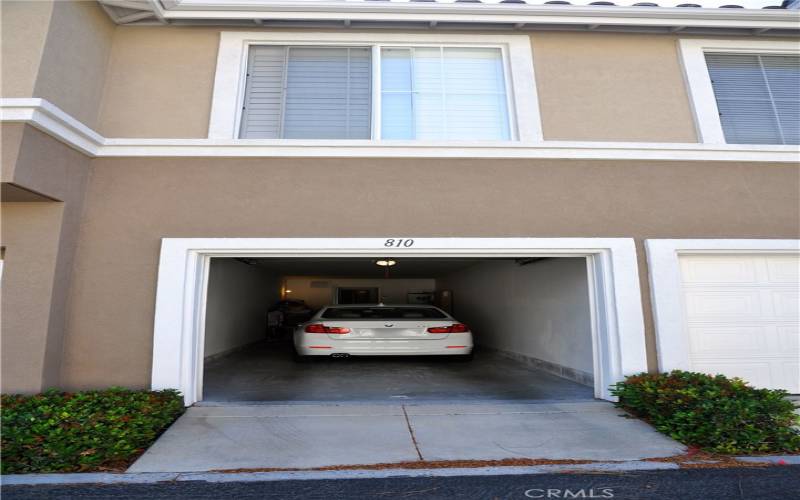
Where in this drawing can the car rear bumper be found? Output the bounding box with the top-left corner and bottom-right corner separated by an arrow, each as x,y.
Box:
294,336 -> 473,356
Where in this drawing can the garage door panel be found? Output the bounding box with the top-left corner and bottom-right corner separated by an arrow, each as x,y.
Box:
780,362 -> 800,393
684,290 -> 760,318
772,290 -> 800,318
777,324 -> 800,351
687,325 -> 768,353
680,254 -> 800,393
766,256 -> 800,283
680,256 -> 758,284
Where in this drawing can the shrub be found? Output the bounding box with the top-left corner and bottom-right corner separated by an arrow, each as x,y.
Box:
611,371 -> 800,455
1,388 -> 184,474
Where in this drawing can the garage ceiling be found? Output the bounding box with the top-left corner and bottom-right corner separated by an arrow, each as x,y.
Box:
239,257 -> 504,279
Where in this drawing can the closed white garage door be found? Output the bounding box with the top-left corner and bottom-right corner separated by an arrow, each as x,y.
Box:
680,254 -> 799,393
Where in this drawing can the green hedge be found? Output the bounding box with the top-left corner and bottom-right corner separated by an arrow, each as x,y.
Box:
1,388 -> 184,474
612,371 -> 800,455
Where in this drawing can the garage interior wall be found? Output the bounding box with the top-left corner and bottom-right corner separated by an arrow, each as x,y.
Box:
284,277 -> 436,310
203,259 -> 280,359
438,258 -> 594,384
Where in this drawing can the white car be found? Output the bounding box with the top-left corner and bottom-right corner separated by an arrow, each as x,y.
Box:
293,304 -> 473,359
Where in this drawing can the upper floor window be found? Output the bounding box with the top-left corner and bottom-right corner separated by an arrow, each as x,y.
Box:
679,39 -> 800,146
705,53 -> 800,145
209,33 -> 540,142
238,44 -> 511,140
380,47 -> 510,140
240,46 -> 372,139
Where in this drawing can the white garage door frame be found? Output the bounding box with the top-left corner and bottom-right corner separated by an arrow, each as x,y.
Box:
151,238 -> 647,405
646,239 -> 800,372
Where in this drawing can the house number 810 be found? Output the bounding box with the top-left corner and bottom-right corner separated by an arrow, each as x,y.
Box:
384,239 -> 414,248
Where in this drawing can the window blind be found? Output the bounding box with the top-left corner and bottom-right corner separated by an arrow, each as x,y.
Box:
381,47 -> 510,140
239,46 -> 371,139
705,53 -> 800,145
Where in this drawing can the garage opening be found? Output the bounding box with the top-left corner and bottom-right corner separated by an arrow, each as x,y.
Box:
200,256 -> 597,403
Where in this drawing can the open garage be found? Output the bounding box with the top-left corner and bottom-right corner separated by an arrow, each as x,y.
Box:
200,256 -> 596,403
151,238 -> 647,405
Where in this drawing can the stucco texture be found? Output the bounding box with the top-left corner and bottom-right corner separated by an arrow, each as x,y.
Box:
0,0 -> 53,100
33,0 -> 115,128
57,156 -> 800,390
97,27 -> 220,138
0,0 -> 114,128
531,32 -> 698,142
1,127 -> 91,393
95,28 -> 703,141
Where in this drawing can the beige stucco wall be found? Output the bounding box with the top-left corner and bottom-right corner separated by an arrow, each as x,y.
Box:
94,27 -> 707,141
532,32 -> 698,142
0,0 -> 114,129
97,27 -> 220,138
1,124 -> 25,182
1,126 -> 91,393
58,156 -> 800,390
1,203 -> 64,393
33,0 -> 115,128
0,1 -> 54,99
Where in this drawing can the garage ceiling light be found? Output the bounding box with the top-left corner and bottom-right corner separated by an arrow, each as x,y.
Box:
375,259 -> 397,267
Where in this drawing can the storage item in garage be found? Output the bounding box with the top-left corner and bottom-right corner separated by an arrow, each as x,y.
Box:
435,290 -> 453,314
407,291 -> 435,305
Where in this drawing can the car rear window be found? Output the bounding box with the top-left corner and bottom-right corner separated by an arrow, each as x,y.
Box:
321,307 -> 447,320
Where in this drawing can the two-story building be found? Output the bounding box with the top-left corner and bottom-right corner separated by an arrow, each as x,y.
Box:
1,0 -> 798,406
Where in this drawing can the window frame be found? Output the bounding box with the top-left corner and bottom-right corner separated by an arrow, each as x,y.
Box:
208,32 -> 541,142
679,38 -> 800,145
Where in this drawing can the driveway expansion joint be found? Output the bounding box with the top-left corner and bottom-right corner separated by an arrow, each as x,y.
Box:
402,405 -> 424,461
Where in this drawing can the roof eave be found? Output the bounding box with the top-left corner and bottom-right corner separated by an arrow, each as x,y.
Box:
98,1 -> 800,33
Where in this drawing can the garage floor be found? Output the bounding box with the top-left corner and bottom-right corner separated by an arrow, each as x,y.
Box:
202,342 -> 594,403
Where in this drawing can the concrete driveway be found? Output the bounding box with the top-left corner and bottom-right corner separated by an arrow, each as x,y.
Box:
129,402 -> 685,472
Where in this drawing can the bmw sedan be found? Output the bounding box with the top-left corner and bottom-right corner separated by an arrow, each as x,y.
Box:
293,304 -> 473,359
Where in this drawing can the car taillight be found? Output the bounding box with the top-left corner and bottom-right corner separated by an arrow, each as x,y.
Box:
427,323 -> 469,334
305,324 -> 351,334
326,326 -> 351,334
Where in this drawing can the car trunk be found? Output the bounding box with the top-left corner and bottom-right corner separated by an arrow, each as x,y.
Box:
321,321 -> 451,340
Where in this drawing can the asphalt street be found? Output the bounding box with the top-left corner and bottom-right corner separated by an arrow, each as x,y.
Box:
3,466 -> 800,500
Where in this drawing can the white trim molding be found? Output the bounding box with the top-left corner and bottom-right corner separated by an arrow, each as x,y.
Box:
2,98 -> 799,162
645,238 -> 800,372
0,98 -> 103,156
678,39 -> 800,144
208,31 -> 542,142
152,237 -> 647,405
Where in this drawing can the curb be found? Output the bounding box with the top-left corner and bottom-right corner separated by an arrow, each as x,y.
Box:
1,461 -> 677,486
735,455 -> 800,465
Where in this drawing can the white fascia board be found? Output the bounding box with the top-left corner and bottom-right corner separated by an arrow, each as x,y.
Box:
159,2 -> 800,30
2,98 -> 799,162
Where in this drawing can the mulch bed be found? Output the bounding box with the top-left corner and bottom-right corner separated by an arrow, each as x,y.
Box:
212,451 -> 793,473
